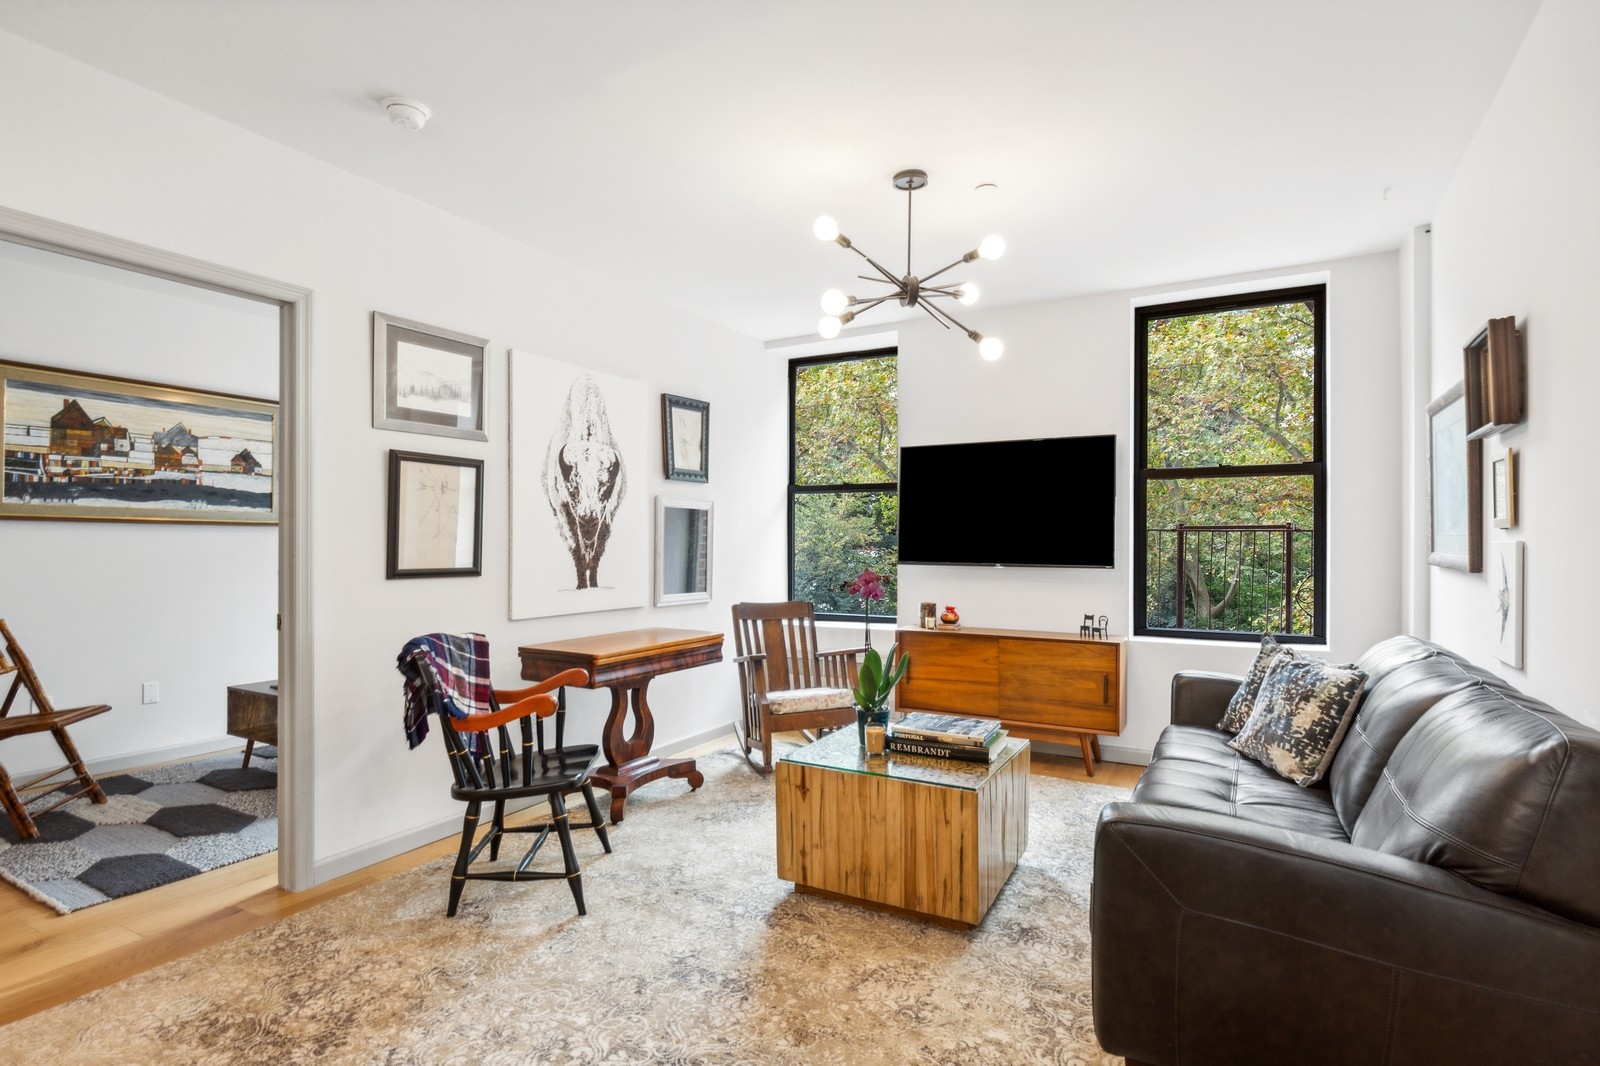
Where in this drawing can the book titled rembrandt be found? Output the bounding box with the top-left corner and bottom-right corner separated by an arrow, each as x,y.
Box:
885,731 -> 1007,764
892,712 -> 1003,747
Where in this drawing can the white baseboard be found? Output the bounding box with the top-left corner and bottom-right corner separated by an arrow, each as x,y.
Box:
15,735 -> 249,781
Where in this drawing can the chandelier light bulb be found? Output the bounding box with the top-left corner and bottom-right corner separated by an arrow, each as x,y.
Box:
957,282 -> 980,306
818,315 -> 842,340
978,234 -> 1007,261
813,216 -> 840,242
978,336 -> 1005,361
820,289 -> 849,316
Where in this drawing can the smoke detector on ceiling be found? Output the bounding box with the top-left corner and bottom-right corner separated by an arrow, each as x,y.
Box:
381,97 -> 432,131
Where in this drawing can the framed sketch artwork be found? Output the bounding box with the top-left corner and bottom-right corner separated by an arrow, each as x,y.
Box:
0,361 -> 278,524
662,393 -> 709,482
372,312 -> 488,440
1491,539 -> 1524,668
508,350 -> 649,619
1426,381 -> 1482,572
386,449 -> 484,578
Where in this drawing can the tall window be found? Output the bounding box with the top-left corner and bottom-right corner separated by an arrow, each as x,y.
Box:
1135,285 -> 1326,641
789,349 -> 899,621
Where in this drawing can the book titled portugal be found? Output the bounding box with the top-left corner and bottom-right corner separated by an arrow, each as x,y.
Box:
885,730 -> 1008,764
892,711 -> 1003,747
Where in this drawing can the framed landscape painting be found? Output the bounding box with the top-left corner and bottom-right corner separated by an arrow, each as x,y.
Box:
0,361 -> 278,524
372,312 -> 488,441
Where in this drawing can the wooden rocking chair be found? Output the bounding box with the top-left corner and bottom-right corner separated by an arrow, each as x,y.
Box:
730,601 -> 866,773
0,619 -> 111,840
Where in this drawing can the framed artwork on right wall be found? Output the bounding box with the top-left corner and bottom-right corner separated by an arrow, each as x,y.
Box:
1492,539 -> 1525,668
1426,381 -> 1482,572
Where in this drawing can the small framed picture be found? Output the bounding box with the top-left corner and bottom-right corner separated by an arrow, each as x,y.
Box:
662,393 -> 709,482
1492,447 -> 1517,529
373,312 -> 488,441
386,450 -> 484,578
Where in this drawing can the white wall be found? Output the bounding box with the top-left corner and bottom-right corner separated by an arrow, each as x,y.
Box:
892,252 -> 1403,759
0,241 -> 279,774
1425,0 -> 1600,722
0,30 -> 779,875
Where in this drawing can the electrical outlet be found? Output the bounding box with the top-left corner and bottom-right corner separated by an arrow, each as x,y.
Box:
141,682 -> 159,705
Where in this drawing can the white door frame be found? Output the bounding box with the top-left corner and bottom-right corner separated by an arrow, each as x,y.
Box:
0,206 -> 315,890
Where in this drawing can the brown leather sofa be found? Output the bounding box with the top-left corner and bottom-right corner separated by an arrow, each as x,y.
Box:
1091,636 -> 1600,1065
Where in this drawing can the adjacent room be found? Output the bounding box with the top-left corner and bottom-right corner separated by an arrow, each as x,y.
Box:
0,0 -> 1595,1061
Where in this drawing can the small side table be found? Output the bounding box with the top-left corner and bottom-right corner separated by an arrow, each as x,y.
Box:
227,680 -> 278,769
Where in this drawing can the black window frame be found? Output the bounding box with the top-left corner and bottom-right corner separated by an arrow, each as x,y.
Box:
787,346 -> 898,623
1133,284 -> 1327,643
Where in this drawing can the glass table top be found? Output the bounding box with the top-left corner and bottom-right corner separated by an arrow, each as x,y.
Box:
778,724 -> 1028,791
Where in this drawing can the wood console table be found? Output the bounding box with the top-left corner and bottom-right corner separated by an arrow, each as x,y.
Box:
226,680 -> 278,770
895,626 -> 1126,776
518,627 -> 723,823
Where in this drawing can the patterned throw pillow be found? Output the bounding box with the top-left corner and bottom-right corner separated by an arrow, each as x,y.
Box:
1218,634 -> 1294,734
1228,655 -> 1367,786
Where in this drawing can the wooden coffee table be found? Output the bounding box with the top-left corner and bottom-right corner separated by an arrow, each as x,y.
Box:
774,728 -> 1029,927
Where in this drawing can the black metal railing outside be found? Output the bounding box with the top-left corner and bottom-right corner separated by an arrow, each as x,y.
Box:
1145,523 -> 1314,635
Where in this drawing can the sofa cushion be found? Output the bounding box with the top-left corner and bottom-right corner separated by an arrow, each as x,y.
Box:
1228,655 -> 1365,786
1218,634 -> 1292,733
1133,726 -> 1348,839
1351,686 -> 1600,925
1328,651 -> 1497,831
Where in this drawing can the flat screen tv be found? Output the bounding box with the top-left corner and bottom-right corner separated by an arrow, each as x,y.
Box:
897,433 -> 1116,568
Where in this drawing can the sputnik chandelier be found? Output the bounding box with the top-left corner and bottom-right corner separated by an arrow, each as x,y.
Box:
813,168 -> 1006,360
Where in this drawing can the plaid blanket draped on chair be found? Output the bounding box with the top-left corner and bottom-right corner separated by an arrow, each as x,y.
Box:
398,632 -> 494,751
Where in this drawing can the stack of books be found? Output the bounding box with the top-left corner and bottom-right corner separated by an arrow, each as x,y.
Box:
887,712 -> 1007,764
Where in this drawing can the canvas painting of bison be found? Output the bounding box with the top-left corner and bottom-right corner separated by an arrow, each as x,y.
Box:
509,350 -> 648,619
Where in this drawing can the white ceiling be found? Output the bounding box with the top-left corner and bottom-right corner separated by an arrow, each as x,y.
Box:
0,1 -> 1543,343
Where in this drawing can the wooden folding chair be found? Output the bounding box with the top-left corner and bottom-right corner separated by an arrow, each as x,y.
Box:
0,619 -> 111,840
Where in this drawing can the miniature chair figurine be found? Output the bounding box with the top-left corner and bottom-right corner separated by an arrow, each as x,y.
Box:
730,601 -> 866,773
398,632 -> 611,917
0,619 -> 111,840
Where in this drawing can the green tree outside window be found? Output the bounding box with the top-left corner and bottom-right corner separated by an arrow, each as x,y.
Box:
1137,288 -> 1325,640
790,351 -> 899,619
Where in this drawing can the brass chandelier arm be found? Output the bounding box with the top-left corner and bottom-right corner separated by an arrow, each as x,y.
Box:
921,299 -> 980,338
850,295 -> 896,314
843,242 -> 903,287
917,254 -> 974,287
918,303 -> 953,330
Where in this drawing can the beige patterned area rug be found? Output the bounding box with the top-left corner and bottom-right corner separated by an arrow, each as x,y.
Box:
0,743 -> 1129,1065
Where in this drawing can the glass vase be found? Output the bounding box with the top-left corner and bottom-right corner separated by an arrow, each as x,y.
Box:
856,704 -> 890,750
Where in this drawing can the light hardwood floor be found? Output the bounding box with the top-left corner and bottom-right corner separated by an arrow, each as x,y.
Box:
0,735 -> 1141,1026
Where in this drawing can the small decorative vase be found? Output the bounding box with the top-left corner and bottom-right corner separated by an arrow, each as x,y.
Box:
856,703 -> 890,749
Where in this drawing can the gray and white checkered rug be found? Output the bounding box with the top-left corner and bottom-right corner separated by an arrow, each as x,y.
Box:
0,750 -> 277,913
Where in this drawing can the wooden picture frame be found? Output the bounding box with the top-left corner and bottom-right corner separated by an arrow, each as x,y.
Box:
662,393 -> 709,482
386,449 -> 484,578
1463,316 -> 1524,440
1492,447 -> 1517,529
0,360 -> 278,524
1426,381 -> 1482,572
654,495 -> 713,606
373,312 -> 488,441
